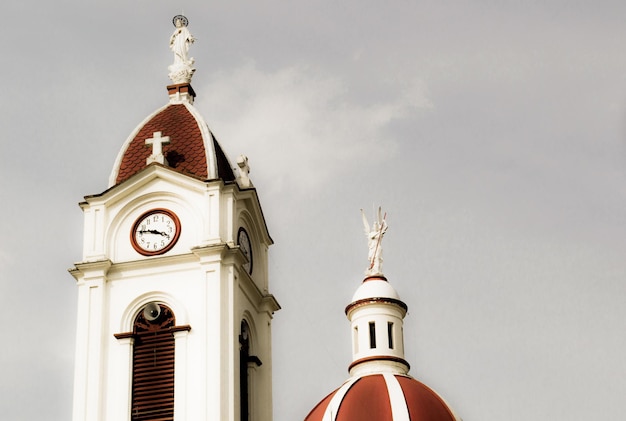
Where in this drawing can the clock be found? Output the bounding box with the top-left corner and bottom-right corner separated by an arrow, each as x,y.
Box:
131,208 -> 181,256
237,227 -> 253,274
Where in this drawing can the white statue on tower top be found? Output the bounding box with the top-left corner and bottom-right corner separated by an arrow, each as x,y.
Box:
361,207 -> 388,277
168,15 -> 196,84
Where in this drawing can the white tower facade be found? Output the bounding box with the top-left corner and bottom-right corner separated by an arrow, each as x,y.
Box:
69,17 -> 279,421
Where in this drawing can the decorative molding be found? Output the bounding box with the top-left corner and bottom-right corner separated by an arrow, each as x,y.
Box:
248,355 -> 262,367
348,355 -> 410,372
345,296 -> 408,315
114,324 -> 191,340
363,275 -> 388,282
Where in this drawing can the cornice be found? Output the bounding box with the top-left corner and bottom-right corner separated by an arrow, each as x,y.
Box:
69,259 -> 113,281
345,296 -> 408,316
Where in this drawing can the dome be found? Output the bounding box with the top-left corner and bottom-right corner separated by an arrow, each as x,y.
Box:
305,373 -> 461,421
351,277 -> 401,302
108,83 -> 235,187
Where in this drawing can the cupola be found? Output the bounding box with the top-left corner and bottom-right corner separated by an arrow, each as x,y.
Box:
345,275 -> 409,377
304,208 -> 462,421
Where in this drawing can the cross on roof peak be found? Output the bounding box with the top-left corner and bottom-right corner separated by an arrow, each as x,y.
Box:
145,131 -> 171,166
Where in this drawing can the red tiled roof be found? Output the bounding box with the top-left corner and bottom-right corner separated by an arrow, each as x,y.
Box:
304,390 -> 337,421
115,104 -> 208,184
398,376 -> 458,420
337,375 -> 393,421
304,374 -> 458,421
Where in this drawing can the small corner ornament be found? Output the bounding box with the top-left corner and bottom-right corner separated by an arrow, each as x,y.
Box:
236,155 -> 253,188
168,15 -> 196,84
361,207 -> 388,277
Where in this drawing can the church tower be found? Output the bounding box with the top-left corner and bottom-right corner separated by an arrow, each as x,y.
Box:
69,16 -> 279,421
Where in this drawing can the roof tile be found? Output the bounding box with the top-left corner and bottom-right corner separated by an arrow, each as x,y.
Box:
116,104 -> 208,184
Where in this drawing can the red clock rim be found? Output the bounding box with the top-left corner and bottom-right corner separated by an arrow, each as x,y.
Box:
130,208 -> 182,256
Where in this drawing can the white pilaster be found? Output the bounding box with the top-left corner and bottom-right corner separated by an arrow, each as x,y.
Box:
70,260 -> 111,421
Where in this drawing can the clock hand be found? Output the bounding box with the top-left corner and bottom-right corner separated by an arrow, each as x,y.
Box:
138,229 -> 162,235
138,229 -> 172,240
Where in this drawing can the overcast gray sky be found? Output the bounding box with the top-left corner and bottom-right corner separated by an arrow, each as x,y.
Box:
1,1 -> 626,420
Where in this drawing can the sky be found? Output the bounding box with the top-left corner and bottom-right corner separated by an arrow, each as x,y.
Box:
1,1 -> 626,420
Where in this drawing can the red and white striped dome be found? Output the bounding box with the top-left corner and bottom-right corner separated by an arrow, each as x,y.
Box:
305,373 -> 460,421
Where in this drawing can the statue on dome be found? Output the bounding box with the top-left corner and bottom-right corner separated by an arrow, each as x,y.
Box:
361,207 -> 388,276
168,15 -> 196,84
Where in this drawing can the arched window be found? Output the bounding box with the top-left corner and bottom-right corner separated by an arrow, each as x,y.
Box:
239,320 -> 262,421
239,320 -> 251,421
131,304 -> 176,421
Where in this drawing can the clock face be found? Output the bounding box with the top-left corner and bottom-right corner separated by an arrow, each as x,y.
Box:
131,209 -> 181,256
237,227 -> 253,274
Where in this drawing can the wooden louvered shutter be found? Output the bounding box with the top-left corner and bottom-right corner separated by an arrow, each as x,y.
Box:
131,305 -> 176,421
240,321 -> 250,421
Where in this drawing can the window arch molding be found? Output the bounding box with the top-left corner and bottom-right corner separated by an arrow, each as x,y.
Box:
239,312 -> 259,353
235,209 -> 256,238
119,291 -> 189,333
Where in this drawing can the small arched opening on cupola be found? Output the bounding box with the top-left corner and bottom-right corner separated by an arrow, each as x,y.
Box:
368,321 -> 377,349
387,321 -> 394,349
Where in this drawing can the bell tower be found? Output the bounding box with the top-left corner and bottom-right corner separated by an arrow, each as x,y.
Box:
69,16 -> 279,421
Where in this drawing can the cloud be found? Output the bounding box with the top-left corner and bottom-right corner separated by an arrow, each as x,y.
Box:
197,61 -> 431,196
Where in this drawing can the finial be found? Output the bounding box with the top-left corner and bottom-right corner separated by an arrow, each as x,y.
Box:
168,15 -> 196,84
361,207 -> 388,277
